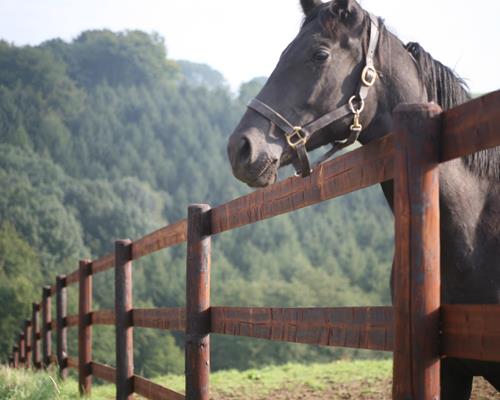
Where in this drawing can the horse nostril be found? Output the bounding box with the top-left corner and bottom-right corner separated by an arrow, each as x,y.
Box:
238,136 -> 252,165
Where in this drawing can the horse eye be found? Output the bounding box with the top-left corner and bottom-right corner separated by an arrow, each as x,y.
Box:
313,50 -> 330,62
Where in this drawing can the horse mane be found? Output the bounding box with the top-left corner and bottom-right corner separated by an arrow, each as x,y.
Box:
404,41 -> 500,179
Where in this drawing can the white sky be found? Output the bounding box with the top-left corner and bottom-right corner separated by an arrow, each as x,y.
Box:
1,0 -> 499,93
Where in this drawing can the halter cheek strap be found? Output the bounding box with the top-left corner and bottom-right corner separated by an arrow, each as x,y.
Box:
247,14 -> 380,177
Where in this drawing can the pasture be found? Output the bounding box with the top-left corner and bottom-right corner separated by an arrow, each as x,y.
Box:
1,361 -> 499,399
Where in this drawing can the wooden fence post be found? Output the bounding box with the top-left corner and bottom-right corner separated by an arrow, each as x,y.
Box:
393,103 -> 442,400
24,319 -> 31,368
115,239 -> 134,399
13,345 -> 19,369
42,286 -> 52,367
56,274 -> 68,379
78,260 -> 93,396
32,303 -> 41,369
18,332 -> 25,367
186,204 -> 211,400
24,320 -> 31,369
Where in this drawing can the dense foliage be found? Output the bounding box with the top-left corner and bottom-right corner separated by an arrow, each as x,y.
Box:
0,30 -> 393,375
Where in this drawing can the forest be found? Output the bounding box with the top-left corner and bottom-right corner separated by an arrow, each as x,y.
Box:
0,30 -> 394,377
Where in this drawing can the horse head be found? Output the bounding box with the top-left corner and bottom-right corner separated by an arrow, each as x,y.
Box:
227,0 -> 425,187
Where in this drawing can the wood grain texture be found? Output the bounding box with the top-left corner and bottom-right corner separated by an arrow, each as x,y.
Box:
115,239 -> 134,400
56,274 -> 68,378
91,309 -> 116,325
211,306 -> 393,351
393,103 -> 441,400
92,253 -> 115,274
441,304 -> 500,362
91,362 -> 116,384
210,133 -> 394,235
442,89 -> 500,161
186,205 -> 211,400
132,308 -> 186,331
132,219 -> 188,260
134,375 -> 185,400
78,260 -> 93,396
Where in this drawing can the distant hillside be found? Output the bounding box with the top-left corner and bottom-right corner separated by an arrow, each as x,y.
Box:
0,30 -> 393,375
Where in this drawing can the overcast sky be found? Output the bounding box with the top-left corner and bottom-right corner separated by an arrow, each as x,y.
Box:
1,0 -> 499,93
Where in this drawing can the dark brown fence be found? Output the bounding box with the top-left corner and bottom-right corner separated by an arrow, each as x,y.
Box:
8,90 -> 500,400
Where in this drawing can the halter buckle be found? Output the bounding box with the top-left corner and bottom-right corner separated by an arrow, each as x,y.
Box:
361,65 -> 377,87
285,126 -> 308,149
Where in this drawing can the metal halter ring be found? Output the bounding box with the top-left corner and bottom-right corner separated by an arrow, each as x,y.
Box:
348,96 -> 365,114
285,126 -> 308,149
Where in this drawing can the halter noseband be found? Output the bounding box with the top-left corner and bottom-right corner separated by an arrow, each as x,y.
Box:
247,14 -> 380,177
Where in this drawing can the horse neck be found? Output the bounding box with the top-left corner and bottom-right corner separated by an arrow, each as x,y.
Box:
358,27 -> 428,146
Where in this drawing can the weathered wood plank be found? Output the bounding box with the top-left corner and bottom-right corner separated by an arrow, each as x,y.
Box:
92,253 -> 115,274
132,308 -> 186,331
132,219 -> 188,260
91,310 -> 116,325
210,133 -> 394,235
442,89 -> 500,161
67,356 -> 78,369
441,304 -> 500,362
66,315 -> 79,327
393,104 -> 441,400
134,375 -> 185,400
211,306 -> 393,351
66,270 -> 79,286
91,362 -> 116,384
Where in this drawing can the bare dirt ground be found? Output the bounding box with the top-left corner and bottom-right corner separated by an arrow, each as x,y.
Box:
211,377 -> 500,400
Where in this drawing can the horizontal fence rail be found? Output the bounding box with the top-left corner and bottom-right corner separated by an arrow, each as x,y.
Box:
91,362 -> 116,383
91,310 -> 115,326
211,306 -> 393,351
67,356 -> 78,369
66,315 -> 78,327
132,308 -> 186,331
8,90 -> 500,400
441,304 -> 500,362
134,375 -> 185,400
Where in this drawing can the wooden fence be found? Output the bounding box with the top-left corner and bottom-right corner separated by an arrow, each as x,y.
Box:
8,90 -> 500,400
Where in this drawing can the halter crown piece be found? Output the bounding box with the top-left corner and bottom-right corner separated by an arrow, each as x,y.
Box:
247,14 -> 380,177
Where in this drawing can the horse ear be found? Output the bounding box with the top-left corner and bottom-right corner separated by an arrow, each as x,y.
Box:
330,0 -> 361,25
300,0 -> 322,16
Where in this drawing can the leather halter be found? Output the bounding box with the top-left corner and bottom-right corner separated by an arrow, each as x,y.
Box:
247,14 -> 380,177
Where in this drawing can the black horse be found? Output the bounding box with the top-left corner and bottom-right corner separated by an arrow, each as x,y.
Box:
227,1 -> 500,398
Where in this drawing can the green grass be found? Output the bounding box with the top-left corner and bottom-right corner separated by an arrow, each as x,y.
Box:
153,359 -> 392,397
0,360 -> 392,399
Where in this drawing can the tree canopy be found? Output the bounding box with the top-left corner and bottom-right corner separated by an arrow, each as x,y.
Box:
0,30 -> 393,374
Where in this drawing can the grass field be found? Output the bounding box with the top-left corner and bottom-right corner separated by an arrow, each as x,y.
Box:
0,360 -> 498,399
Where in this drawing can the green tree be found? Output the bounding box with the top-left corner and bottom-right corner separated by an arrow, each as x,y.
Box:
0,223 -> 43,360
